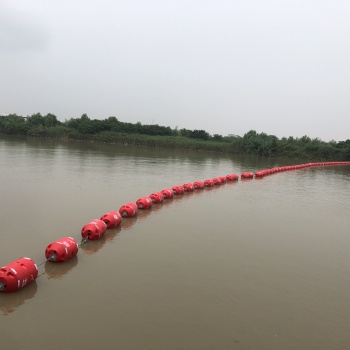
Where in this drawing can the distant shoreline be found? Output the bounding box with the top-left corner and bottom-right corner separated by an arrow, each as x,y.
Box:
1,113 -> 349,161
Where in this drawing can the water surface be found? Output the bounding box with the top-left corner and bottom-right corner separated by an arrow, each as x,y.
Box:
1,136 -> 350,350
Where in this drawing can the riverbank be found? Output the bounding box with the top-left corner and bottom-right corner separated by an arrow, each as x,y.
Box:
1,113 -> 349,160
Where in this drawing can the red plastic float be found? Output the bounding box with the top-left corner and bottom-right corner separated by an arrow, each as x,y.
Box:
0,257 -> 38,293
161,188 -> 174,199
81,219 -> 107,240
136,196 -> 153,209
212,177 -> 221,185
193,181 -> 205,189
119,202 -> 138,217
172,185 -> 185,195
100,211 -> 122,228
254,171 -> 265,178
45,237 -> 79,262
149,192 -> 164,203
219,176 -> 227,183
226,174 -> 239,181
241,172 -> 254,179
183,183 -> 194,192
204,179 -> 214,187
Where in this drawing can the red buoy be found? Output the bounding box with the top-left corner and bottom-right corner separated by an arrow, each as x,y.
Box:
183,183 -> 194,192
219,176 -> 227,183
0,257 -> 38,293
212,177 -> 221,185
45,237 -> 79,262
119,202 -> 138,217
204,179 -> 214,187
172,185 -> 185,195
136,196 -> 153,209
255,171 -> 265,178
81,219 -> 107,240
161,188 -> 174,199
241,172 -> 254,179
226,174 -> 239,181
100,211 -> 122,228
193,181 -> 204,189
149,192 -> 164,203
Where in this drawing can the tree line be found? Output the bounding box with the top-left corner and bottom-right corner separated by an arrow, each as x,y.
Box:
0,113 -> 349,160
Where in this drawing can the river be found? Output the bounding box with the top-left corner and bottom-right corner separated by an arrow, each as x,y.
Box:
1,135 -> 350,350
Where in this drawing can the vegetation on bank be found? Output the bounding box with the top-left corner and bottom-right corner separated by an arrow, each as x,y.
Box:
0,113 -> 349,160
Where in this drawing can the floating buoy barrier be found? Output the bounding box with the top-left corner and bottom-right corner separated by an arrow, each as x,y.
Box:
149,192 -> 164,203
183,183 -> 194,192
136,196 -> 153,209
252,161 -> 350,179
2,161 -> 350,293
119,202 -> 138,217
45,237 -> 79,262
81,219 -> 107,240
161,188 -> 174,199
172,185 -> 185,195
241,172 -> 254,179
0,257 -> 38,293
100,211 -> 122,228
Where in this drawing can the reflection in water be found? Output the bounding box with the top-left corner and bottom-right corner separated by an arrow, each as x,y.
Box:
120,216 -> 138,230
137,208 -> 155,221
0,282 -> 37,316
44,256 -> 78,279
137,201 -> 167,221
80,226 -> 121,255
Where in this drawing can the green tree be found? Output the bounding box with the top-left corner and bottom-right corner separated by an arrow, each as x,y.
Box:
189,129 -> 209,140
212,134 -> 223,141
0,114 -> 28,134
26,113 -> 44,126
43,113 -> 59,128
77,114 -> 94,134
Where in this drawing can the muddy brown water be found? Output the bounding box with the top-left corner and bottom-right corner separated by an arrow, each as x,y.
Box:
1,136 -> 350,350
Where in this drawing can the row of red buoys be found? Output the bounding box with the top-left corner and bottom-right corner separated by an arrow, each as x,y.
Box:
2,161 -> 350,292
0,173 -> 239,293
254,161 -> 350,178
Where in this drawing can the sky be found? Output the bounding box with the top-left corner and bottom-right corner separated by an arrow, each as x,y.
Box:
1,0 -> 349,141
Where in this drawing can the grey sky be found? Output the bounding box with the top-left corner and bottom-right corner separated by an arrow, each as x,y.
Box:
1,0 -> 349,141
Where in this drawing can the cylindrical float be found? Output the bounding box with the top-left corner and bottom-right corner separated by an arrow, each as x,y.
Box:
255,171 -> 265,178
183,183 -> 194,192
161,188 -> 174,199
193,181 -> 205,189
149,192 -> 164,203
0,257 -> 38,293
212,177 -> 222,185
226,174 -> 239,181
136,196 -> 153,209
219,176 -> 227,183
119,202 -> 138,217
45,237 -> 79,262
81,219 -> 107,240
204,179 -> 214,187
241,172 -> 254,179
100,211 -> 122,228
172,185 -> 185,195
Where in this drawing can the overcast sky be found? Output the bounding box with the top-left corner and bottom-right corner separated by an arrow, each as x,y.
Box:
1,0 -> 349,141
